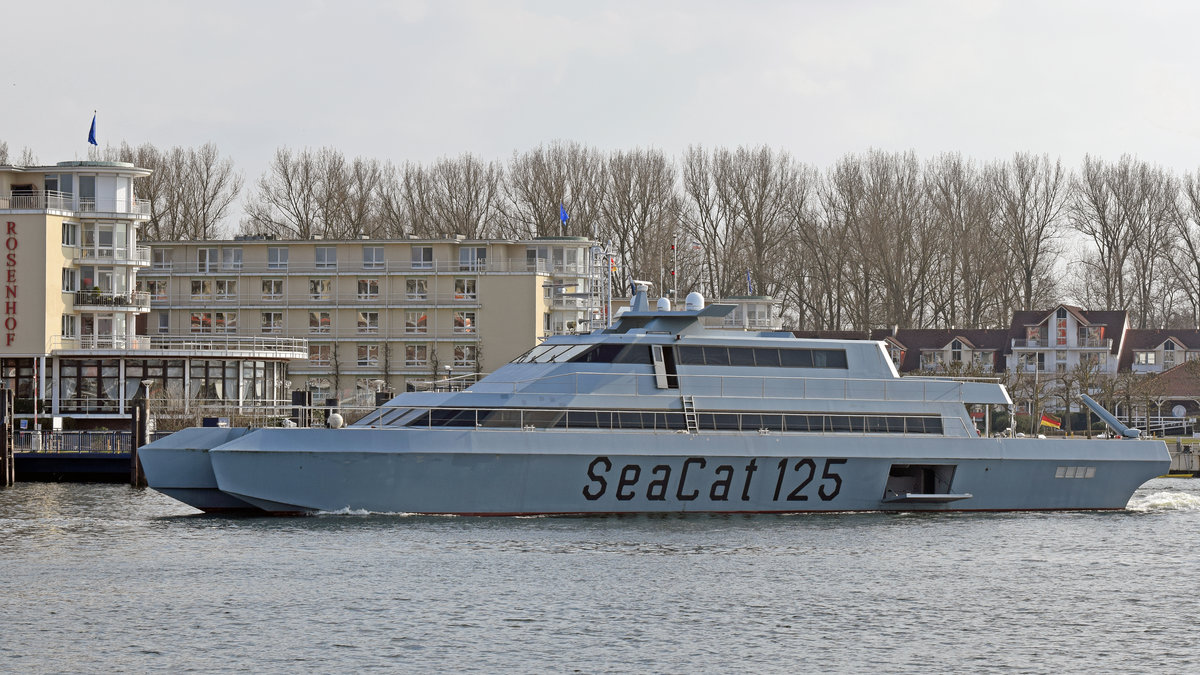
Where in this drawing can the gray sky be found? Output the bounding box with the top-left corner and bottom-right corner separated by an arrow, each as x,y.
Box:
5,0 -> 1200,193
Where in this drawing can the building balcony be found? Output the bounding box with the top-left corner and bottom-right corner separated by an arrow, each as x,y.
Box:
72,290 -> 151,311
140,258 -> 594,276
1013,338 -> 1112,350
74,246 -> 152,267
0,190 -> 151,217
149,291 -> 483,307
50,334 -> 309,359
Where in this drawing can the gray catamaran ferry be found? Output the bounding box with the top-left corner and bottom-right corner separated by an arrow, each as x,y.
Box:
140,286 -> 1169,515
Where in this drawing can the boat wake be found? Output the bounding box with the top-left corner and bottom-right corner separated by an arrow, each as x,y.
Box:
1126,491 -> 1200,513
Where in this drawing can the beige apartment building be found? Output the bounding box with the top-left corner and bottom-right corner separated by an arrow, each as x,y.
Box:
141,236 -> 600,399
0,160 -> 305,426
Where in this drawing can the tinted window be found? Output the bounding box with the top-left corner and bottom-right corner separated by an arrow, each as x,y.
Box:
754,348 -> 781,367
728,347 -> 756,366
780,349 -> 813,368
677,346 -> 705,365
704,347 -> 730,366
573,344 -> 652,364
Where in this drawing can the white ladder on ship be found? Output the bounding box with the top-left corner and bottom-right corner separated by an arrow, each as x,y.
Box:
682,395 -> 699,433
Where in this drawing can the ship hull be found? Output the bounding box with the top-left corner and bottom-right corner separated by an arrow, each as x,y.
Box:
138,427 -> 263,514
198,428 -> 1169,515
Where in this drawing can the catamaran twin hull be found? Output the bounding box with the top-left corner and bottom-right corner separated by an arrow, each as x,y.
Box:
144,428 -> 1169,515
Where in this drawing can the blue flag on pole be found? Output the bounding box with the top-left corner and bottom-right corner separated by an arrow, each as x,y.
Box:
88,113 -> 97,146
559,203 -> 569,227
746,269 -> 753,295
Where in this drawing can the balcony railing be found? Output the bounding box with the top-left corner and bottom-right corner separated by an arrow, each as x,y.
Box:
76,246 -> 152,266
1014,337 -> 1111,350
50,334 -> 309,357
140,258 -> 594,276
72,290 -> 151,311
0,190 -> 151,215
149,291 -> 484,307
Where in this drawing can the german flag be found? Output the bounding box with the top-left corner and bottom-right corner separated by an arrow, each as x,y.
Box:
1040,414 -> 1061,429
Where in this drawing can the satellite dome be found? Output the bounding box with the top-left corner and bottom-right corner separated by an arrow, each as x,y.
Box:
328,412 -> 344,429
685,292 -> 705,311
656,297 -> 671,311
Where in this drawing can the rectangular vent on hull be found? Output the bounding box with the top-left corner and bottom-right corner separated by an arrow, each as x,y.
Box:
882,464 -> 972,503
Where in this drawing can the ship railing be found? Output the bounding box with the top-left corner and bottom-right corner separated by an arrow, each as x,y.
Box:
471,370 -> 1002,403
356,404 -> 977,437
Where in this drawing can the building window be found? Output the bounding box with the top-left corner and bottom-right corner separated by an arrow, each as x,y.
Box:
214,311 -> 237,333
157,312 -> 169,334
405,344 -> 428,367
308,377 -> 333,400
309,278 -> 332,300
221,247 -> 243,271
951,340 -> 963,364
62,223 -> 79,246
309,311 -> 331,334
309,344 -> 331,366
454,311 -> 476,333
190,279 -> 213,300
458,247 -> 486,271
61,314 -> 78,337
315,246 -> 337,269
215,279 -> 238,300
261,312 -> 283,334
363,246 -> 385,269
198,248 -> 218,273
191,312 -> 212,333
1135,351 -> 1156,365
406,278 -> 428,300
454,278 -> 477,300
262,279 -> 283,300
358,311 -> 379,334
357,344 -> 379,367
454,344 -> 476,367
411,246 -> 433,270
268,247 -> 288,270
141,279 -> 167,300
62,268 -> 78,292
1021,352 -> 1045,372
358,279 -> 379,300
405,311 -> 427,334
152,248 -> 172,270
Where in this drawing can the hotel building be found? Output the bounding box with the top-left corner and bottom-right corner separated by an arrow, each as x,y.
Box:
0,160 -> 305,426
141,236 -> 600,399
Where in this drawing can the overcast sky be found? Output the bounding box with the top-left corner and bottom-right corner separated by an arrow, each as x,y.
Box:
5,0 -> 1200,195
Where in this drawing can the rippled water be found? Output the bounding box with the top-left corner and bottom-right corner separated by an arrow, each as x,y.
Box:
2,479 -> 1199,673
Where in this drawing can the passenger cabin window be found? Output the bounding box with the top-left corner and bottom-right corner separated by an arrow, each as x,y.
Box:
676,346 -> 847,368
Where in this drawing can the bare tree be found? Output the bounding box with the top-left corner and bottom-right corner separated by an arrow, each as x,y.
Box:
598,148 -> 679,288
503,141 -> 605,239
989,153 -> 1068,312
1169,169 -> 1200,326
401,154 -> 505,239
925,153 -> 1003,328
0,141 -> 8,164
243,147 -> 324,239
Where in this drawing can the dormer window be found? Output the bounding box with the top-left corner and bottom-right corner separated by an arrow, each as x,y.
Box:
951,340 -> 963,363
1056,308 -> 1067,319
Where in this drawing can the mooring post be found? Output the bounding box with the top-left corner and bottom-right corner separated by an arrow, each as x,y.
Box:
2,388 -> 14,487
129,384 -> 149,488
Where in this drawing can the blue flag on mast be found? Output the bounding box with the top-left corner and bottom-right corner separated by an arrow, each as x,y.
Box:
746,269 -> 753,295
559,203 -> 569,228
88,113 -> 98,146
